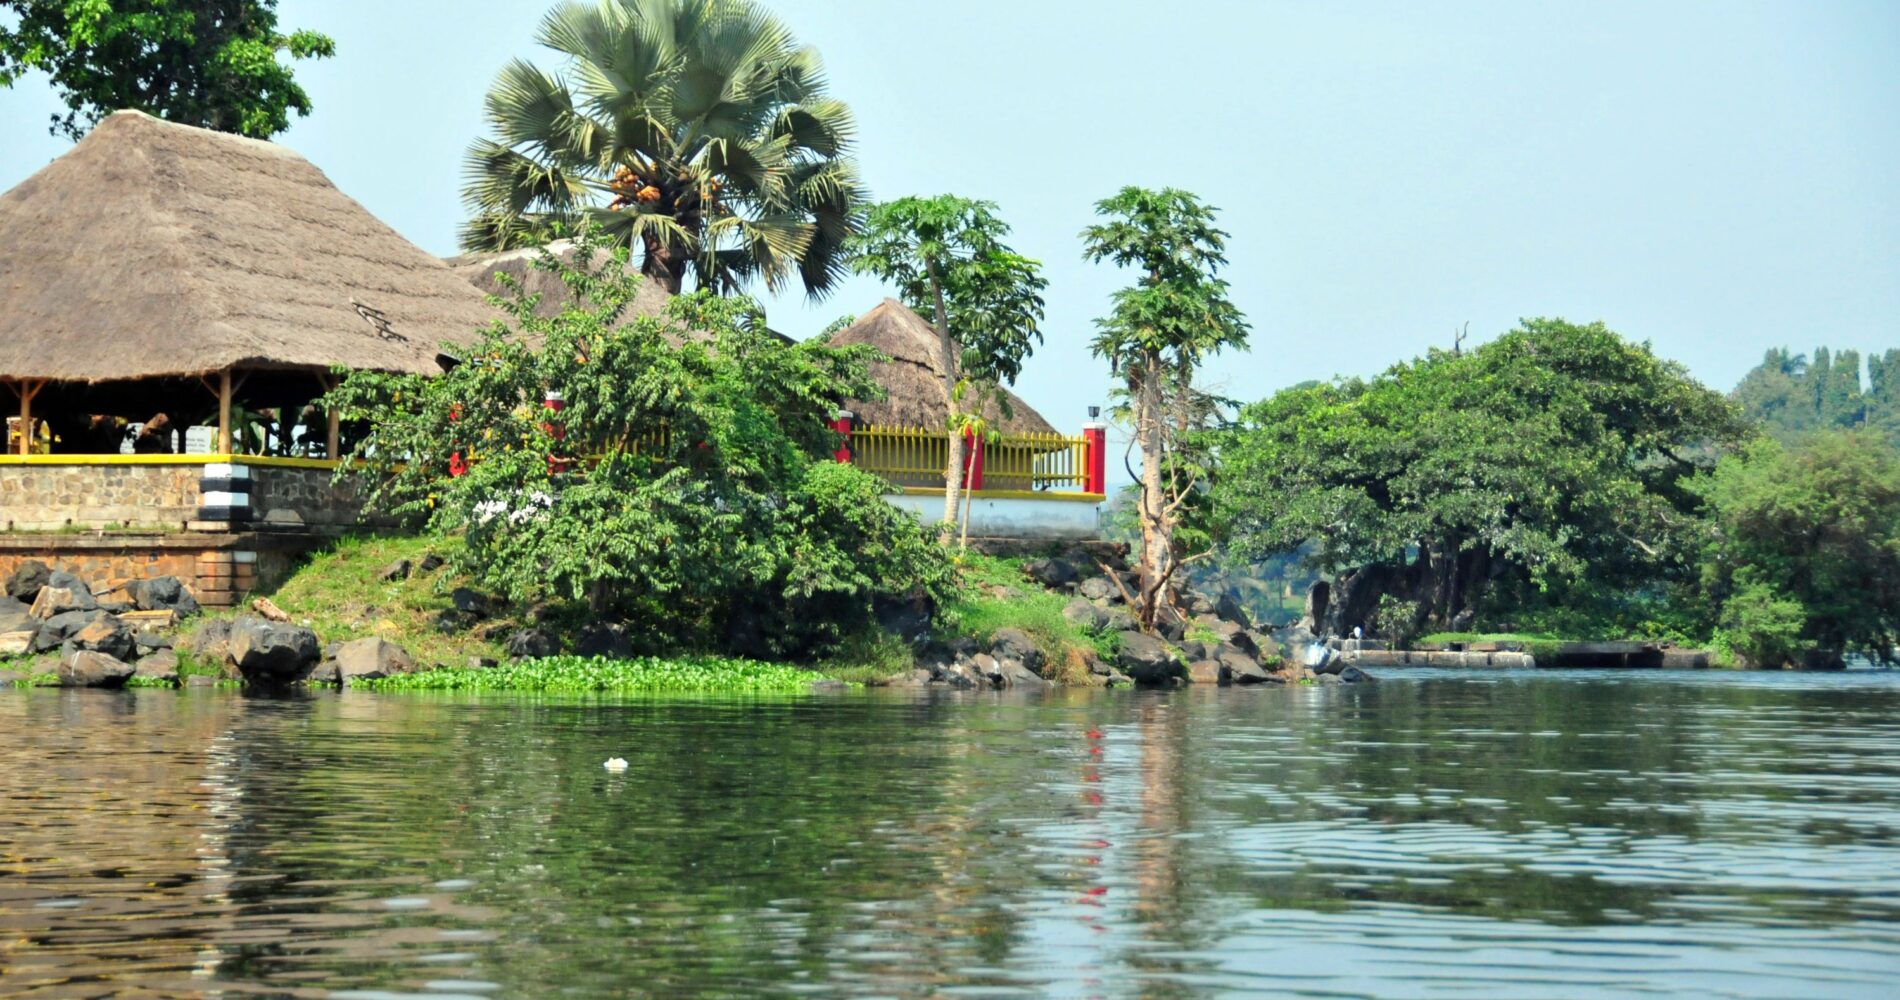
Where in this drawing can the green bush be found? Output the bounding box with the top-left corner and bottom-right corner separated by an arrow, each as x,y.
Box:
1711,576 -> 1808,668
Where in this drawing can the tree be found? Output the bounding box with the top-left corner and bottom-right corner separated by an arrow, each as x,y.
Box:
0,0 -> 334,140
1216,319 -> 1744,637
327,232 -> 952,659
1081,187 -> 1248,629
848,195 -> 1047,539
1696,431 -> 1900,667
461,0 -> 864,299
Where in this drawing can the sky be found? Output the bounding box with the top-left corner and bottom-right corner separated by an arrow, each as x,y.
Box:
3,0 -> 1897,454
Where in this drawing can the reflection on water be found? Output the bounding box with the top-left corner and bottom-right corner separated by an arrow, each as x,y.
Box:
2,670 -> 1897,998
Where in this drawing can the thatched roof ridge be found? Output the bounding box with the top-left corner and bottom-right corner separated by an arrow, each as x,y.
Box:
446,240 -> 673,321
827,298 -> 1058,435
0,110 -> 498,383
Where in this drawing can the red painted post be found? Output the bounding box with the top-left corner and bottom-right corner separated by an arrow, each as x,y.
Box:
963,427 -> 985,491
831,409 -> 854,463
1083,422 -> 1107,496
544,390 -> 572,475
447,402 -> 467,477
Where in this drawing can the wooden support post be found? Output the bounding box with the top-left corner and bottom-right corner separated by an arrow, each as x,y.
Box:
218,369 -> 233,454
326,401 -> 340,460
15,380 -> 44,456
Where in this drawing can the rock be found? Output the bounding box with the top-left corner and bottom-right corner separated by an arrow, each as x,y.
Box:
1114,631 -> 1182,685
250,597 -> 290,623
994,659 -> 1048,689
1175,639 -> 1209,662
1317,672 -> 1343,685
226,617 -> 321,683
4,560 -> 51,603
59,650 -> 135,688
1186,658 -> 1222,684
185,674 -> 220,688
1086,652 -> 1112,676
988,628 -> 1043,673
936,657 -> 982,689
1155,614 -> 1186,643
134,649 -> 180,685
187,619 -> 234,662
1214,593 -> 1252,628
1078,577 -> 1118,602
1061,597 -> 1107,632
418,553 -> 446,573
133,630 -> 172,653
1104,608 -> 1137,633
1185,591 -> 1216,616
575,622 -> 634,659
434,609 -> 477,634
450,587 -> 492,616
810,679 -> 849,693
504,626 -> 561,660
0,670 -> 24,687
472,620 -> 514,642
1103,669 -> 1133,687
1021,557 -> 1079,590
0,630 -> 34,656
306,661 -> 341,684
1218,648 -> 1272,683
0,595 -> 30,619
132,577 -> 198,617
63,616 -> 134,662
378,558 -> 413,582
333,637 -> 415,683
32,609 -> 105,652
30,585 -> 96,619
466,656 -> 499,669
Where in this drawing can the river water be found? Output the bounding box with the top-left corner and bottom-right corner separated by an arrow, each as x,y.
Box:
2,669 -> 1897,998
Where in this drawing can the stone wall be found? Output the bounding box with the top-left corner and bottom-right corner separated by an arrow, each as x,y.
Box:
0,532 -> 320,609
0,465 -> 200,530
248,466 -> 380,530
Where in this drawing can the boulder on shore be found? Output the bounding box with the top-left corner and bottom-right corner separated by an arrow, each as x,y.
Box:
226,616 -> 321,683
1061,597 -> 1107,632
63,615 -> 135,662
575,622 -> 634,659
333,637 -> 415,684
1115,631 -> 1182,685
131,576 -> 199,617
505,626 -> 561,660
60,649 -> 135,688
988,628 -> 1044,674
30,584 -> 96,619
32,609 -> 106,653
6,561 -> 52,603
134,649 -> 181,685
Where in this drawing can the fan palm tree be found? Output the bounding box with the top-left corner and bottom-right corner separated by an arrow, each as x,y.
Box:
460,0 -> 865,298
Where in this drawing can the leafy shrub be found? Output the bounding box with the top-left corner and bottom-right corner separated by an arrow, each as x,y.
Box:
1711,576 -> 1809,668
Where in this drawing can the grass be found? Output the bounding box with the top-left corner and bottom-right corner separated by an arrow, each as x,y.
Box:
207,533 -> 505,669
939,552 -> 1118,684
355,654 -> 831,694
1416,631 -> 1569,660
817,627 -> 917,685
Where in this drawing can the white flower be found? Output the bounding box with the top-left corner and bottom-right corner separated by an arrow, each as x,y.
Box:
603,757 -> 629,772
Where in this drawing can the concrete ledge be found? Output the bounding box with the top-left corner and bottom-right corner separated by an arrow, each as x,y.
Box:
885,492 -> 1099,541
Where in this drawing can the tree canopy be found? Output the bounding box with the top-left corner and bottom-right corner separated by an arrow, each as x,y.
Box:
1733,346 -> 1900,444
1697,431 -> 1900,667
1216,319 -> 1744,639
0,0 -> 335,140
328,234 -> 950,659
460,0 -> 863,299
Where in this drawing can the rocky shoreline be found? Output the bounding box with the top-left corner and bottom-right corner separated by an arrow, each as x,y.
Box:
1,546 -> 1373,691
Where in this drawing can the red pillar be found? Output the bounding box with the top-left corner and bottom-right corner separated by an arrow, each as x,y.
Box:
831,409 -> 854,463
963,427 -> 985,491
1083,422 -> 1107,496
545,390 -> 572,474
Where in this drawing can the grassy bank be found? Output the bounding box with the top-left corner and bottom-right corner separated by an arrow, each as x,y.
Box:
937,552 -> 1117,684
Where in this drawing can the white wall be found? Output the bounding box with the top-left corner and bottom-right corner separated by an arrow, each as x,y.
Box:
885,493 -> 1100,541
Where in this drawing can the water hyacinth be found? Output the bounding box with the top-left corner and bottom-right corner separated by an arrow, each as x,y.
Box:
356,655 -> 833,694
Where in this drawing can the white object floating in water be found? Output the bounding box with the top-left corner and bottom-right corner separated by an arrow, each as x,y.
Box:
603,757 -> 629,772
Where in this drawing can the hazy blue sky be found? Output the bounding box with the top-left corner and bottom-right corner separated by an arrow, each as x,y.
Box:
3,0 -> 1896,448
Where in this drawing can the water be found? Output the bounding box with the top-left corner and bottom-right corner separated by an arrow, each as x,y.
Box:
2,670 -> 1898,998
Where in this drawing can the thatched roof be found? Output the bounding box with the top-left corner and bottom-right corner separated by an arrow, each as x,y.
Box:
445,240 -> 673,321
0,110 -> 498,384
827,298 -> 1057,434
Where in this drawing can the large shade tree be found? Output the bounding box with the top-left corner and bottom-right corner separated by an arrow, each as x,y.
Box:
461,0 -> 864,298
0,0 -> 335,140
1217,319 -> 1746,639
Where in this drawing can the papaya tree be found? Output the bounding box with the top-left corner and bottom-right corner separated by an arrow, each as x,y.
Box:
848,195 -> 1046,539
1081,187 -> 1248,629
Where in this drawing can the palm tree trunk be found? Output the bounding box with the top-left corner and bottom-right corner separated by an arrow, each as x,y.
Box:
1137,353 -> 1172,629
642,235 -> 688,294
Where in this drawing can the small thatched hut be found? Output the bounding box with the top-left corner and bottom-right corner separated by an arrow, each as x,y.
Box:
0,110 -> 498,454
446,240 -> 673,321
826,298 -> 1057,434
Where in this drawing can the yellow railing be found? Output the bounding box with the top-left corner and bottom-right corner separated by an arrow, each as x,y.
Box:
850,425 -> 1092,493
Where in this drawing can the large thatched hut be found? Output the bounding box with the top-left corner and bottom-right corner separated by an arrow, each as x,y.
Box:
0,110 -> 497,456
446,240 -> 673,321
826,298 -> 1057,435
